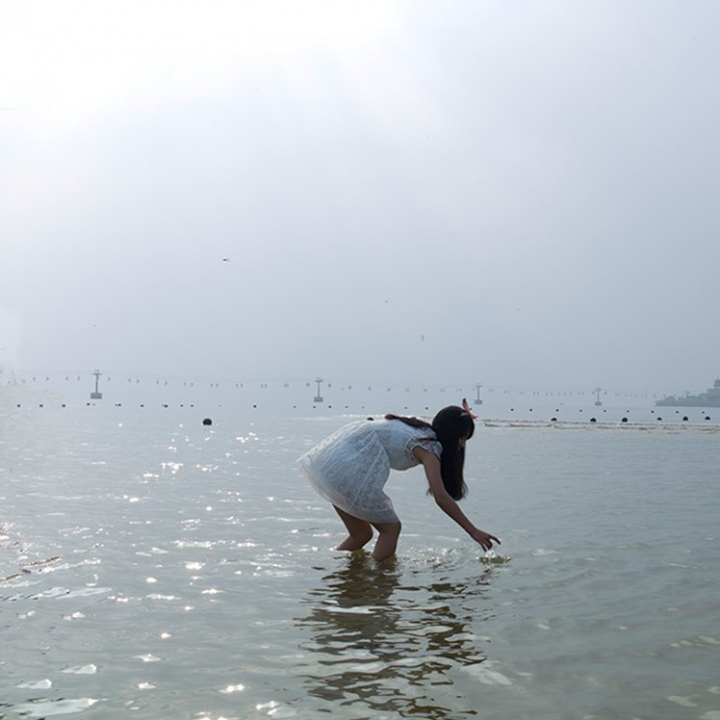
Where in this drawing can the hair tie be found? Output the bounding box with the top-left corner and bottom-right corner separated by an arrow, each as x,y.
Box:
461,398 -> 478,419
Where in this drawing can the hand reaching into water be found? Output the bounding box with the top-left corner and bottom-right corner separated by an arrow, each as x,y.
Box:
471,528 -> 501,551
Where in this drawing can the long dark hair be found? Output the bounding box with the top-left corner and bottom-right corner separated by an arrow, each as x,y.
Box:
385,406 -> 474,500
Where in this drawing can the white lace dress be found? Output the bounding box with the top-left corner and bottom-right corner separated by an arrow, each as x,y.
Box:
297,418 -> 443,524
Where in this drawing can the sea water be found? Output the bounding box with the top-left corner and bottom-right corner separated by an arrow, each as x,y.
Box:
1,388 -> 719,719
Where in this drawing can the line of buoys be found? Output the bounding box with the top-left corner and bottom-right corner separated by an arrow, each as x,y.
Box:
4,403 -> 714,424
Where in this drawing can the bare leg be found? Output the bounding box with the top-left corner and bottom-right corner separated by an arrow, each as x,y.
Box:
370,521 -> 402,561
333,506 -> 373,551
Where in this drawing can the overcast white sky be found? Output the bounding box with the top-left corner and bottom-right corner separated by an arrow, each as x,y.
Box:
1,1 -> 718,393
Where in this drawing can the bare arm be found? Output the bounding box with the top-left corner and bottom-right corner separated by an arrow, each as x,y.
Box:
413,446 -> 501,552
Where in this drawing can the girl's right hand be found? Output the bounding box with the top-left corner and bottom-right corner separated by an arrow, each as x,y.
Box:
471,528 -> 501,551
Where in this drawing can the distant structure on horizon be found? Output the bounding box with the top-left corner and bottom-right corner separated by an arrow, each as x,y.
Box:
90,370 -> 103,400
656,378 -> 720,407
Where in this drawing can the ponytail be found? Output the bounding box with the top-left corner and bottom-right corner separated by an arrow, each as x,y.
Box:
384,413 -> 432,430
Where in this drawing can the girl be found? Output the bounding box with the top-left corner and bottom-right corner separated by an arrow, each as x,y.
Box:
297,399 -> 500,561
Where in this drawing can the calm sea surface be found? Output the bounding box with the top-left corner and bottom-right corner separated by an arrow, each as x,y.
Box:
1,388 -> 719,719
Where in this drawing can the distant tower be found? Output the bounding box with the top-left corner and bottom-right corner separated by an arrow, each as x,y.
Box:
474,383 -> 483,405
91,370 -> 103,400
314,377 -> 324,403
594,387 -> 602,407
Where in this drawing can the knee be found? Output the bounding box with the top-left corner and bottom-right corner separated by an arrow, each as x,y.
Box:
380,521 -> 401,539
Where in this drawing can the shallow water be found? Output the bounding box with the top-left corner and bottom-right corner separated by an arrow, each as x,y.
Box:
1,398 -> 719,719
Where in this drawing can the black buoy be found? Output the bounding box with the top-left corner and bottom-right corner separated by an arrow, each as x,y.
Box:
621,417 -> 628,423
202,418 -> 212,426
682,416 -> 689,422
551,417 -> 557,422
657,417 -> 662,421
590,417 -> 597,423
705,416 -> 711,421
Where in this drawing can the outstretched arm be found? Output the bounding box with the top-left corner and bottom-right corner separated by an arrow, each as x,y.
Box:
413,447 -> 501,552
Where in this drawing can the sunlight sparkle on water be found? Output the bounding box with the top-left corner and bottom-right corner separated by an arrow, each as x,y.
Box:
134,654 -> 161,663
62,664 -> 97,675
14,698 -> 99,717
219,684 -> 245,693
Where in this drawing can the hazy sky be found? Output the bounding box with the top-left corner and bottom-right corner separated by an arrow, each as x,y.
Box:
1,1 -> 719,393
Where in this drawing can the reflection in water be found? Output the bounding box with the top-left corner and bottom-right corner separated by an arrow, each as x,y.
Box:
296,551 -> 495,718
